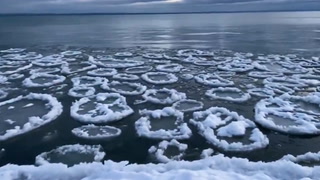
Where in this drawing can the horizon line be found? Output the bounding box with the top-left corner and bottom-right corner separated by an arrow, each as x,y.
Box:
1,9 -> 319,16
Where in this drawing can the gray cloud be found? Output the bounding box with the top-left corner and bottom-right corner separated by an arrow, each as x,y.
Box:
0,0 -> 319,13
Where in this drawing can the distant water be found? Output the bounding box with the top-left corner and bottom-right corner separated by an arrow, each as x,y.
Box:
0,12 -> 320,54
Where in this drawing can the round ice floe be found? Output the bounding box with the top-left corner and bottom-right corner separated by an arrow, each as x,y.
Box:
125,66 -> 153,74
0,93 -> 63,141
23,73 -> 66,88
177,49 -> 213,57
30,67 -> 61,75
194,74 -> 234,87
141,72 -> 178,85
190,107 -> 269,151
0,48 -> 25,53
0,90 -> 8,100
142,88 -> 186,105
71,76 -> 105,87
61,50 -> 82,56
68,86 -> 95,98
263,77 -> 308,88
293,74 -> 320,86
193,60 -> 218,66
173,99 -> 204,112
112,73 -> 140,81
248,71 -> 283,79
255,93 -> 320,135
264,83 -> 295,95
114,52 -> 133,57
32,58 -> 65,67
7,73 -> 24,80
282,152 -> 320,166
142,53 -> 163,59
181,55 -> 206,63
0,75 -> 8,84
200,148 -> 215,159
72,124 -> 121,140
135,107 -> 192,140
0,64 -> 32,75
35,144 -> 105,166
90,58 -> 144,68
101,81 -> 146,95
87,68 -> 117,77
156,64 -> 183,73
71,93 -> 133,124
248,88 -> 275,98
206,87 -> 251,103
2,52 -> 42,61
218,62 -> 254,72
61,62 -> 97,75
148,139 -> 188,163
180,73 -> 194,80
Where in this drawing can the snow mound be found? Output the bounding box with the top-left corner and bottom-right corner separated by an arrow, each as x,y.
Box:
35,144 -> 105,166
135,107 -> 192,140
190,107 -> 269,151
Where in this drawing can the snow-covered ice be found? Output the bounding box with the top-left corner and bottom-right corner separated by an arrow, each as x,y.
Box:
135,107 -> 192,140
72,124 -> 121,140
35,144 -> 105,166
71,93 -> 133,124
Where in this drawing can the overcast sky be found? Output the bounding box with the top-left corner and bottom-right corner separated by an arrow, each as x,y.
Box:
0,0 -> 319,14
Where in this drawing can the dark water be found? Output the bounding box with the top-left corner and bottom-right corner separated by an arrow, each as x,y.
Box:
0,12 -> 320,54
0,12 -> 320,166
